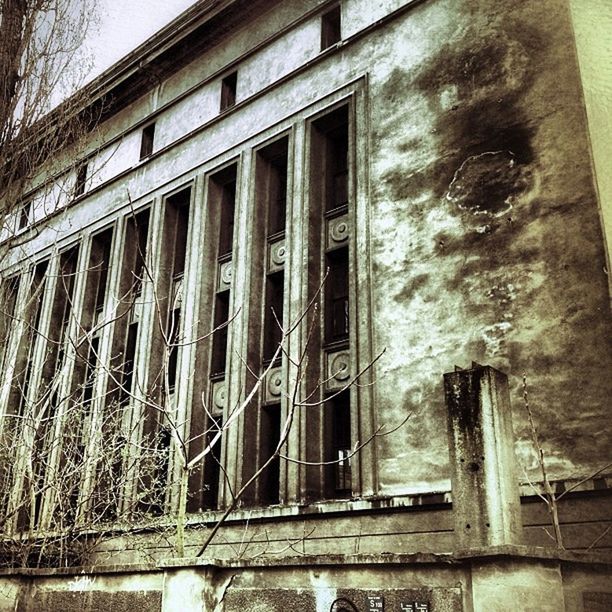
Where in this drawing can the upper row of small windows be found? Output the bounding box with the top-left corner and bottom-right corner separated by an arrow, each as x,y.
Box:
137,5 -> 342,161
14,6 -> 343,232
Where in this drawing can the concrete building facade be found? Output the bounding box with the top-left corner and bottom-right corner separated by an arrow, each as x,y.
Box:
0,0 -> 611,609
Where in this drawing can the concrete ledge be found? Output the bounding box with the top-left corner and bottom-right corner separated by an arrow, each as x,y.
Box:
4,545 -> 608,578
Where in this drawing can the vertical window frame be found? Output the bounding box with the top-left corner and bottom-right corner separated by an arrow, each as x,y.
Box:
220,71 -> 238,112
321,4 -> 342,51
140,122 -> 156,160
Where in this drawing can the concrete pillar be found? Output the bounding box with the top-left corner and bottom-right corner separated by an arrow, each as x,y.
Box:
444,364 -> 523,548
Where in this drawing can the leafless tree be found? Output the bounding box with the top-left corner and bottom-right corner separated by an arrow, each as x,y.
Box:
0,235 -> 409,567
0,0 -> 98,247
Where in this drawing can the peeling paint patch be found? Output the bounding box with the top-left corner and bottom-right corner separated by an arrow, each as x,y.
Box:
446,150 -> 530,217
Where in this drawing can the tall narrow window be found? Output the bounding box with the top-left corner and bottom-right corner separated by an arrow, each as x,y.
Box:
321,5 -> 341,50
0,275 -> 20,516
14,261 -> 49,417
9,260 -> 48,530
248,137 -> 289,506
329,391 -> 351,496
140,123 -> 155,160
220,71 -> 237,111
163,191 -> 190,394
139,191 -> 190,515
260,138 -> 288,364
259,404 -> 281,505
325,248 -> 349,344
200,164 -> 237,510
309,104 -> 353,499
30,246 -> 80,527
0,276 -> 20,373
65,228 -> 113,515
117,209 -> 150,405
210,168 -> 236,378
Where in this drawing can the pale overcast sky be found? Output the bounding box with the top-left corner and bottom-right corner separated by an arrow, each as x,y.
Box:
82,0 -> 196,83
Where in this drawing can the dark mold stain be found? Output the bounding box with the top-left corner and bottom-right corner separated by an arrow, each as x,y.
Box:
380,28 -> 539,220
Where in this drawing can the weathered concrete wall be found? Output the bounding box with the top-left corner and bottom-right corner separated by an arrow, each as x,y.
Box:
0,569 -> 163,612
366,0 -> 612,492
0,550 -> 610,612
79,489 -> 611,565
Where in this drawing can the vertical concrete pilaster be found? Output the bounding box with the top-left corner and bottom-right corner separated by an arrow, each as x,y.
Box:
444,364 -> 523,548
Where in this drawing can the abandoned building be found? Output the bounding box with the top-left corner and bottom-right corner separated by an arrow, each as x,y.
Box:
0,0 -> 611,609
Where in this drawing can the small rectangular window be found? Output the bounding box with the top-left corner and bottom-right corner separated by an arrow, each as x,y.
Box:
220,71 -> 237,111
18,201 -> 31,231
321,5 -> 341,50
140,123 -> 155,160
74,161 -> 88,198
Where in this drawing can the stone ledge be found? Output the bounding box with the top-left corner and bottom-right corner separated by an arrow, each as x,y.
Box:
0,561 -> 159,577
1,546 -> 610,578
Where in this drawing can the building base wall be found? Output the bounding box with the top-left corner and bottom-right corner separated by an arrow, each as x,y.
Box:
1,548 -> 610,612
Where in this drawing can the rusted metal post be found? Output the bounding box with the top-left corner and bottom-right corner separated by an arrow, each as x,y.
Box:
444,364 -> 523,548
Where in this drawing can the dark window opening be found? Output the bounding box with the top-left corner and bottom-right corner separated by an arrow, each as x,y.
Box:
17,261 -> 49,415
263,271 -> 284,363
260,404 -> 281,504
126,209 -> 151,297
58,247 -> 79,336
321,5 -> 341,50
74,162 -> 88,198
44,246 -> 80,408
201,416 -> 222,509
211,290 -> 230,377
329,390 -> 351,497
140,123 -> 155,160
163,191 -> 190,392
166,191 -> 190,278
89,229 -> 114,325
220,71 -> 237,111
18,201 -> 31,230
325,247 -> 349,345
0,275 -> 20,406
145,426 -> 171,516
209,164 -> 237,258
269,156 -> 287,236
78,229 -> 113,403
219,179 -> 236,257
258,136 -> 289,237
166,307 -> 181,392
120,321 -> 139,403
328,123 -> 349,211
82,335 -> 100,407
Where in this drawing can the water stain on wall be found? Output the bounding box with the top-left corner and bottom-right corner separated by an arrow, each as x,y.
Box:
373,9 -> 611,486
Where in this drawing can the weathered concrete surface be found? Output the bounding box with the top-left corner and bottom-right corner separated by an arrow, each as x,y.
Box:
470,558 -> 565,612
4,569 -> 163,612
367,0 -> 612,492
445,365 -> 523,548
1,549 -> 610,611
